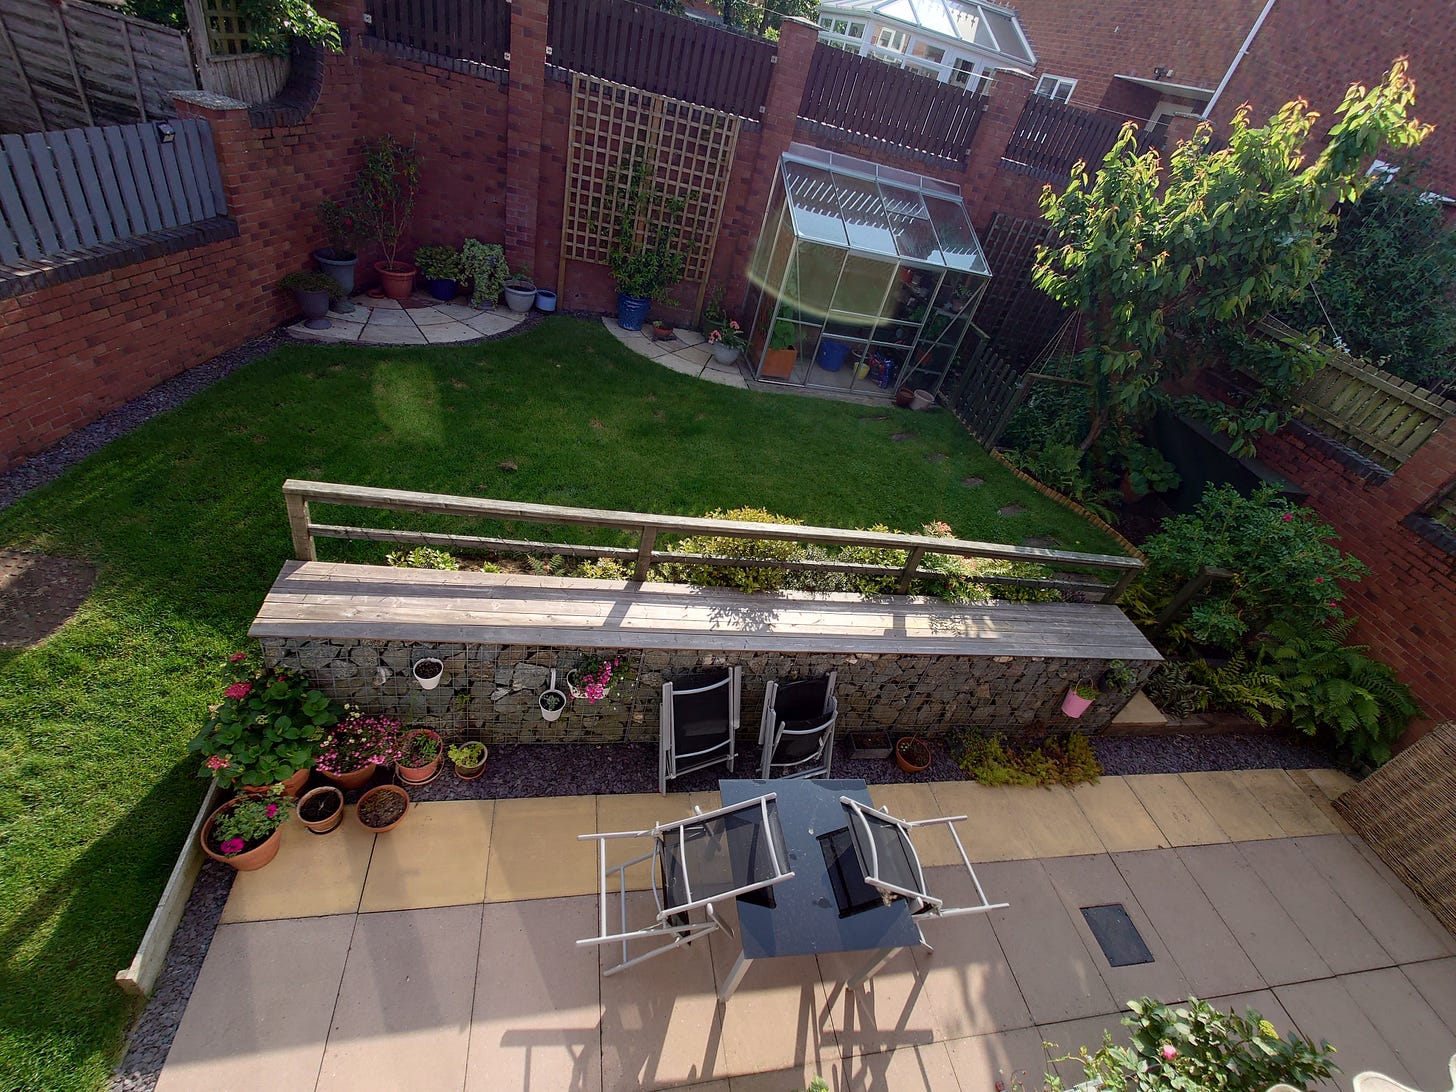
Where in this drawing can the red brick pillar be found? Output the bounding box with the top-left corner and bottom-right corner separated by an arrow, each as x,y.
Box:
506,0 -> 548,274
959,70 -> 1036,231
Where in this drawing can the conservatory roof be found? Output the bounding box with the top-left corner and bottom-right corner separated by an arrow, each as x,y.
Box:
779,144 -> 990,275
820,0 -> 1035,67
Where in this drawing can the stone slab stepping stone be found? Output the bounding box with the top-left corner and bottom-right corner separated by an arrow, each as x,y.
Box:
961,476 -> 984,488
926,452 -> 948,463
998,504 -> 1028,516
891,431 -> 915,442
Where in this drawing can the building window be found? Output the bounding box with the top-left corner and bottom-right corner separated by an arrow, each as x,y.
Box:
874,27 -> 908,53
818,17 -> 866,49
911,41 -> 945,64
1035,74 -> 1076,103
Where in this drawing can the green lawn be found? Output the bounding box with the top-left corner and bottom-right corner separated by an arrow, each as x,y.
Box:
0,317 -> 1124,1090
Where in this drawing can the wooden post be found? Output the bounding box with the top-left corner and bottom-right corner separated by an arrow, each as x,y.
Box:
1102,567 -> 1138,604
285,490 -> 316,561
1151,566 -> 1233,639
896,546 -> 926,594
633,527 -> 657,582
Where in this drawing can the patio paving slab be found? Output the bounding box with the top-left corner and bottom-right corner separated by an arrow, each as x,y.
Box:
979,859 -> 1118,1023
1346,836 -> 1456,953
1038,1011 -> 1135,1087
1276,976 -> 1419,1091
154,914 -> 355,1092
362,306 -> 412,327
421,320 -> 480,343
868,782 -> 962,865
1125,774 -> 1228,846
1067,776 -> 1167,852
1402,957 -> 1456,1036
358,799 -> 494,913
1179,770 -> 1286,842
838,1041 -> 963,1090
943,1027 -> 1048,1092
289,320 -> 362,341
466,895 -> 602,1092
1238,838 -> 1397,974
1177,841 -> 1332,987
1306,766 -> 1360,800
1288,768 -> 1356,833
1111,847 -> 1264,998
357,324 -> 427,345
316,904 -> 481,1091
594,791 -> 698,891
1239,768 -> 1342,836
219,813 -> 374,924
466,310 -> 526,336
486,794 -> 597,902
929,781 -> 1038,862
817,946 -> 938,1060
1340,966 -> 1456,1091
1001,785 -> 1106,859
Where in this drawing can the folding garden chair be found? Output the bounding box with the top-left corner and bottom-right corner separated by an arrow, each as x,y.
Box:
758,671 -> 838,781
576,793 -> 794,976
659,666 -> 741,794
839,795 -> 1008,924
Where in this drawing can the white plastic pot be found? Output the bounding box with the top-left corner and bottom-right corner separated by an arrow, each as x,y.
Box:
413,657 -> 444,690
540,670 -> 566,722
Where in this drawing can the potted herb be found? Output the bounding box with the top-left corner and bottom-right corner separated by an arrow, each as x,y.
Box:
762,318 -> 798,378
315,198 -> 365,306
1063,680 -> 1098,718
1100,660 -> 1138,696
895,735 -> 932,774
607,161 -> 688,330
448,740 -> 488,780
707,318 -> 746,365
189,652 -> 343,795
277,270 -> 343,330
414,245 -> 463,301
503,267 -> 536,313
460,239 -> 507,308
650,319 -> 675,341
356,784 -> 410,833
413,656 -> 444,690
397,727 -> 444,784
539,687 -> 566,722
297,785 -> 345,835
353,135 -> 422,300
567,655 -> 620,704
200,787 -> 294,871
317,712 -> 401,790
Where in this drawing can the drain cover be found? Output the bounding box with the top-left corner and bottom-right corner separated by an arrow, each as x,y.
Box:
1081,904 -> 1154,966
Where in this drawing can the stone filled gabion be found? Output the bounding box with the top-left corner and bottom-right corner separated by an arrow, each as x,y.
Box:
259,638 -> 1156,744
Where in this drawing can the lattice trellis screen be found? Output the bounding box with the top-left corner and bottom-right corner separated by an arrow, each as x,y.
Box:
201,0 -> 254,55
562,74 -> 741,300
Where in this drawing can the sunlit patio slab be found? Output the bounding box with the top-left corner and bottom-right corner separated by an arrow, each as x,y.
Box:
999,785 -> 1106,858
1277,976 -> 1419,1092
943,1027 -> 1048,1092
486,795 -> 597,902
1179,770 -> 1286,841
1067,776 -> 1167,852
867,782 -> 962,864
219,812 -> 375,924
358,800 -> 494,913
929,780 -> 1038,862
1238,768 -> 1342,836
595,791 -> 698,891
1125,773 -> 1228,846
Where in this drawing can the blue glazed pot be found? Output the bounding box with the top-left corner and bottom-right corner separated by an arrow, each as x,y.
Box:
425,278 -> 458,301
616,293 -> 651,330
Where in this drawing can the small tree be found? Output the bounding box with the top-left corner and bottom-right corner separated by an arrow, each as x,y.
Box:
352,137 -> 422,272
1032,60 -> 1431,457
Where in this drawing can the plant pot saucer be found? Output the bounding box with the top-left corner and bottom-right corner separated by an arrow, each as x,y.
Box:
396,766 -> 441,787
330,297 -> 357,314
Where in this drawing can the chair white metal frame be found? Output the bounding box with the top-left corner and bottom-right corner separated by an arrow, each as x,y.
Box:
839,795 -> 1008,920
659,666 -> 741,794
758,671 -> 838,781
1348,1054 -> 1456,1092
577,792 -> 794,976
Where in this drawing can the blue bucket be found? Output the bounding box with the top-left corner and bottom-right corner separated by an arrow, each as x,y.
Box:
817,337 -> 850,372
616,293 -> 651,330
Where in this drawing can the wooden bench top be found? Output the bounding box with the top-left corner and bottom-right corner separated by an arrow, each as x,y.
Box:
251,561 -> 1161,661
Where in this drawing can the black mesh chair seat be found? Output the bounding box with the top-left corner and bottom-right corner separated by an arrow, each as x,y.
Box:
760,672 -> 838,781
844,801 -> 927,908
660,667 -> 741,794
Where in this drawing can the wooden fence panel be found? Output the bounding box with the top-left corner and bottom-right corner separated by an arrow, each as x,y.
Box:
943,331 -> 1024,447
0,0 -> 195,135
1001,95 -> 1127,182
547,0 -> 775,118
798,43 -> 987,162
365,0 -> 510,68
0,118 -> 227,266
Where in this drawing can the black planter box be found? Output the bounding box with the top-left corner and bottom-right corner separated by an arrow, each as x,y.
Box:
847,729 -> 894,761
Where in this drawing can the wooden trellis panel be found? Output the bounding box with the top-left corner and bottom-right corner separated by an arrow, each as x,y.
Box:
561,74 -> 740,298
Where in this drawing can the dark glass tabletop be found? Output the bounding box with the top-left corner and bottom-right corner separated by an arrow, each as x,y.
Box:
718,779 -> 922,958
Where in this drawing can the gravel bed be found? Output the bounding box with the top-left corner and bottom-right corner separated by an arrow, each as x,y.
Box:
1093,731 -> 1335,775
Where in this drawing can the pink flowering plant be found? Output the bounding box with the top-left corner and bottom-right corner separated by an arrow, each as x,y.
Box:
188,653 -> 344,790
317,199 -> 366,261
317,711 -> 402,776
210,787 -> 294,856
706,319 -> 746,351
570,655 -> 621,704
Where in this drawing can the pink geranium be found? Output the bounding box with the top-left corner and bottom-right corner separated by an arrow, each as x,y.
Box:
1160,1044 -> 1177,1060
228,651 -> 248,663
219,837 -> 246,855
264,803 -> 278,818
205,754 -> 231,771
224,681 -> 252,701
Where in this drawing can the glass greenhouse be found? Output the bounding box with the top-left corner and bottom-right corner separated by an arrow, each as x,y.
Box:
744,144 -> 991,400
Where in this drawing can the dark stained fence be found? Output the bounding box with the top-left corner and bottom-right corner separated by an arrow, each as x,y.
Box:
366,0 -> 511,69
943,329 -> 1025,447
0,118 -> 226,267
548,0 -> 775,119
976,212 -> 1068,371
798,43 -> 987,162
1001,95 -> 1128,182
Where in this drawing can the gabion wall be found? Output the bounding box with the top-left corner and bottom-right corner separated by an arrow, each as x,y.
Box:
259,638 -> 1158,743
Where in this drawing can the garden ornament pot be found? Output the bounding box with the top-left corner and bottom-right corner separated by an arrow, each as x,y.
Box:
375,261 -> 416,300
711,342 -> 740,366
313,248 -> 357,313
200,800 -> 285,871
294,288 -> 332,330
1062,686 -> 1096,718
503,281 -> 536,313
397,728 -> 444,785
535,288 -> 558,312
356,784 -> 410,833
425,277 -> 458,301
413,657 -> 444,690
297,785 -> 345,835
616,293 -> 651,331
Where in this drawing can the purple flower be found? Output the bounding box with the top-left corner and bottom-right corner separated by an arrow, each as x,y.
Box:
1161,1044 -> 1177,1060
1281,513 -> 1294,522
264,803 -> 279,818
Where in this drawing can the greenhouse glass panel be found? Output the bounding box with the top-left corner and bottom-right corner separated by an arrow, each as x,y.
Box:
783,160 -> 846,246
832,172 -> 898,256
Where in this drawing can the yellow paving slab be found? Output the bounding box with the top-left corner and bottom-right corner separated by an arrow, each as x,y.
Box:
1180,771 -> 1285,842
928,781 -> 1037,862
1305,766 -> 1359,801
1237,768 -> 1341,836
1287,769 -> 1355,834
868,782 -> 962,865
220,813 -> 375,924
1125,774 -> 1229,847
998,784 -> 1105,858
1068,776 -> 1167,852
359,800 -> 494,913
594,792 -> 698,891
486,795 -> 598,902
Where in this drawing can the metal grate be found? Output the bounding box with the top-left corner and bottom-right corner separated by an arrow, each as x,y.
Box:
561,74 -> 741,291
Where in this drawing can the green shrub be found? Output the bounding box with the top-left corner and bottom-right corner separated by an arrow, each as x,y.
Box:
951,731 -> 1100,786
662,507 -> 808,593
1192,651 -> 1285,727
386,546 -> 460,570
576,557 -> 629,580
834,523 -> 905,595
414,245 -> 463,281
1145,661 -> 1209,719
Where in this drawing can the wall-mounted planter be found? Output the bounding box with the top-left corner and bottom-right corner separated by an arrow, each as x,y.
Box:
413,657 -> 444,689
1062,686 -> 1095,718
540,670 -> 566,721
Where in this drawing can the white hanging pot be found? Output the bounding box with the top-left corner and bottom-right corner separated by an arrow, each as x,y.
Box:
413,657 -> 444,690
540,670 -> 566,722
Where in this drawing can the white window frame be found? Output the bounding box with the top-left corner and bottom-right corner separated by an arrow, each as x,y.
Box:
1035,74 -> 1076,104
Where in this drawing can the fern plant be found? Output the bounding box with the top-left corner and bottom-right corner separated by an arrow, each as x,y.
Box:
1192,652 -> 1285,727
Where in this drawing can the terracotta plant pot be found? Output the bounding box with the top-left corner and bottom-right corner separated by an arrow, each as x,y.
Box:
322,763 -> 378,791
895,736 -> 931,774
453,743 -> 488,781
1062,687 -> 1096,719
761,346 -> 796,379
650,322 -> 674,341
895,386 -> 916,408
200,800 -> 285,871
356,784 -> 410,833
297,785 -> 345,835
397,728 -> 444,784
241,766 -> 310,799
375,261 -> 416,300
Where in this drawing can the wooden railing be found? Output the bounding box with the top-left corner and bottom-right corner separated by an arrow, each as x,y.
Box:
1001,95 -> 1129,182
798,43 -> 988,162
365,0 -> 511,69
548,0 -> 775,118
282,480 -> 1143,602
0,118 -> 226,267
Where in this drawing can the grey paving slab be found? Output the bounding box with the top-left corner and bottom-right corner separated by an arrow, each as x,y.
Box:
466,896 -> 602,1092
1202,988 -> 1295,1032
980,859 -> 1118,1024
1276,977 -> 1417,1092
1038,1011 -> 1135,1088
358,324 -> 428,345
705,926 -> 833,1076
466,311 -> 524,336
363,306 -> 412,327
1295,835 -> 1456,965
700,368 -> 749,388
836,1042 -> 963,1091
943,1027 -> 1048,1092
1113,848 -> 1263,998
1403,958 -> 1456,1038
1340,967 -> 1456,1091
360,297 -> 401,309
288,321 -> 361,342
675,328 -> 706,346
676,343 -> 714,366
1044,854 -> 1192,1005
154,915 -> 355,1092
316,904 -> 482,1091
435,303 -> 486,321
1178,842 -> 1332,987
1238,839 -> 1396,975
422,321 -> 480,344
816,946 -> 935,1061
412,307 -> 459,326
1346,836 -> 1456,957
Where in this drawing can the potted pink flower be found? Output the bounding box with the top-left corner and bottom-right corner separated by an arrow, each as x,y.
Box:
317,711 -> 402,790
707,319 -> 746,365
201,786 -> 294,871
567,655 -> 620,704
